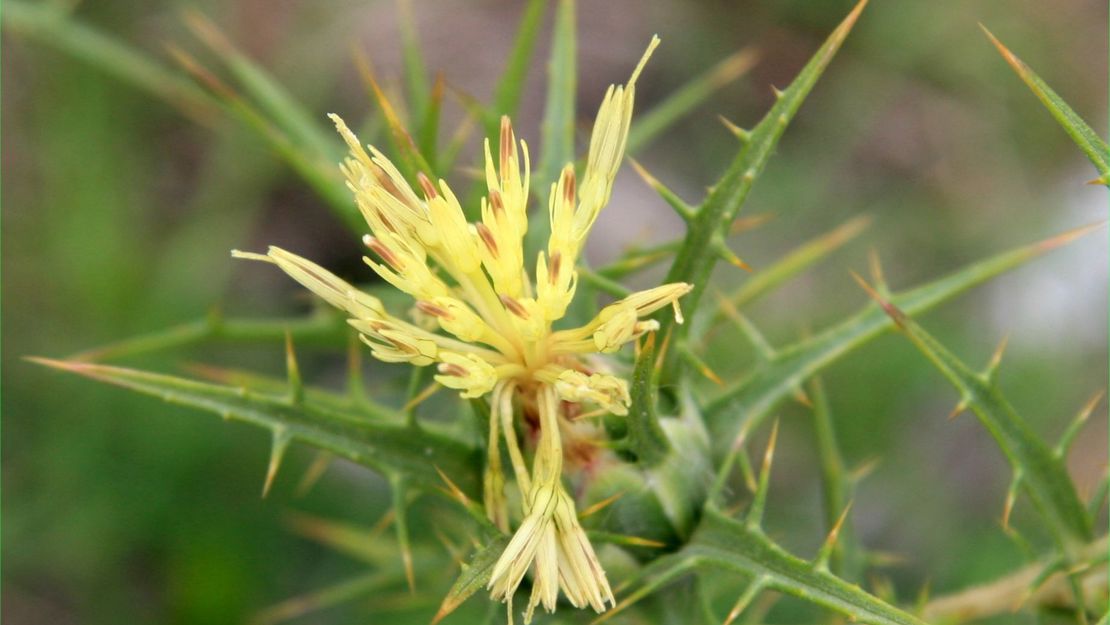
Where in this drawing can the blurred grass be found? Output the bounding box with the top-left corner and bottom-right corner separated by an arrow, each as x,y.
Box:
3,0 -> 1106,623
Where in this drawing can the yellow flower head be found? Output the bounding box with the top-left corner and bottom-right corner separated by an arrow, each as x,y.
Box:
234,35 -> 689,623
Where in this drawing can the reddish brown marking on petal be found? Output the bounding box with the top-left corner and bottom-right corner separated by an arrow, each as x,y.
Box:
437,362 -> 468,377
499,295 -> 530,319
416,300 -> 452,319
373,208 -> 399,234
489,190 -> 505,217
366,237 -> 404,270
386,337 -> 416,354
475,223 -> 499,258
549,252 -> 562,285
562,166 -> 576,205
371,165 -> 406,205
499,116 -> 513,170
417,172 -> 438,199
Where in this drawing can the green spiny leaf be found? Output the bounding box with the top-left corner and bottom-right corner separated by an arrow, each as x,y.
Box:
30,358 -> 482,496
982,26 -> 1110,180
686,508 -> 927,625
712,214 -> 872,318
705,222 -> 1103,460
3,0 -> 217,121
854,278 -> 1092,544
629,158 -> 696,222
166,45 -> 358,229
67,310 -> 347,362
432,535 -> 512,625
187,362 -> 400,423
1055,390 -> 1104,459
183,9 -> 340,162
659,0 -> 870,382
263,427 -> 292,497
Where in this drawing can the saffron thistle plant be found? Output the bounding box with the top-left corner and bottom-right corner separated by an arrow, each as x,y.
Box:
16,0 -> 1108,624
231,40 -> 691,621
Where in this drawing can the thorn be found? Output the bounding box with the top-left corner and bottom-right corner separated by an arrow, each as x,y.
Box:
867,550 -> 909,568
792,386 -> 813,408
849,457 -> 881,483
867,247 -> 889,295
728,212 -> 774,236
1000,515 -> 1031,552
284,332 -> 304,405
715,238 -> 753,272
715,291 -> 776,360
737,446 -> 759,494
979,24 -> 1030,81
580,492 -> 624,518
984,334 -> 1010,381
590,531 -> 667,549
815,502 -> 853,571
709,46 -> 760,88
390,475 -> 416,593
431,528 -> 465,567
590,560 -> 697,625
948,397 -> 970,421
718,115 -> 751,142
850,271 -> 906,328
835,0 -> 872,45
724,500 -> 746,518
771,85 -> 785,99
679,343 -> 724,386
1086,175 -> 1110,186
1056,389 -> 1104,457
746,420 -> 779,529
263,428 -> 292,498
181,8 -> 236,59
1032,220 -> 1106,254
368,508 -> 398,539
628,158 -> 696,221
295,451 -> 333,497
434,466 -> 472,508
402,381 -> 441,413
722,577 -> 768,625
1002,473 -> 1022,531
351,45 -> 425,169
165,43 -> 237,100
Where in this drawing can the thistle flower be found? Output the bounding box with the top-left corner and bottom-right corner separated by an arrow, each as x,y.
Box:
233,36 -> 690,623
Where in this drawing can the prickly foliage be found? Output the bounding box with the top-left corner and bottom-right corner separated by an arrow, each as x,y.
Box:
18,1 -> 1108,623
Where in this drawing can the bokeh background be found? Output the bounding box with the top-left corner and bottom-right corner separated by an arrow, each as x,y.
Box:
3,0 -> 1106,623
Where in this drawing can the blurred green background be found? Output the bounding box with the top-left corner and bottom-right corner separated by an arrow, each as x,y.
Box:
3,0 -> 1106,623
